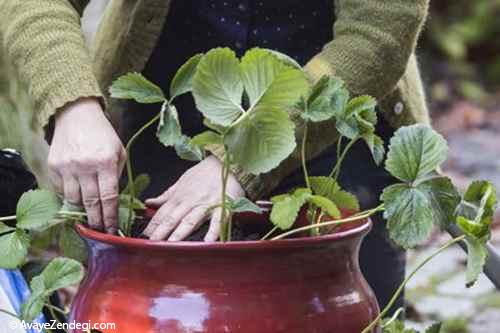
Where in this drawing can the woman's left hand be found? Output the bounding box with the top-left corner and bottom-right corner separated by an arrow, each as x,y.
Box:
143,155 -> 245,241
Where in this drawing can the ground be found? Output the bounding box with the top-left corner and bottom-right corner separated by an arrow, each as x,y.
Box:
404,102 -> 500,332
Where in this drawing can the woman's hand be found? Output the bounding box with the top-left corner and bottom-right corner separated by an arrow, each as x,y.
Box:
143,155 -> 245,241
48,97 -> 126,233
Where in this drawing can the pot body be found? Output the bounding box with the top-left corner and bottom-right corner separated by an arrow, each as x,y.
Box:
70,219 -> 379,333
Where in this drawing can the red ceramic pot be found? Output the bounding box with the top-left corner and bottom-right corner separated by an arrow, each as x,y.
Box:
70,211 -> 380,333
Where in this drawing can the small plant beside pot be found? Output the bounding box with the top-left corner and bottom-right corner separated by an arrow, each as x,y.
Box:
0,47 -> 497,332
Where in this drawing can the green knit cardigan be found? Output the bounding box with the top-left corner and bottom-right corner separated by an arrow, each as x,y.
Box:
0,0 -> 430,200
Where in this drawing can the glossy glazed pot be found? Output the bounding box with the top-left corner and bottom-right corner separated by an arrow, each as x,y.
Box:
70,213 -> 380,333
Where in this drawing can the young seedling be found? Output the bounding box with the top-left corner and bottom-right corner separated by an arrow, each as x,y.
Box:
0,47 -> 497,331
266,91 -> 497,331
111,47 -> 311,240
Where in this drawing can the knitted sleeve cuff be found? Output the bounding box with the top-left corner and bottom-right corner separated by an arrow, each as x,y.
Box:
1,0 -> 104,133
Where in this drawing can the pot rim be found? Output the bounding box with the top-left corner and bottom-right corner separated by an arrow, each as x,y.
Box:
75,217 -> 372,251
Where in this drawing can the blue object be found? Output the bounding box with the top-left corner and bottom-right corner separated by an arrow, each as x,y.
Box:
0,269 -> 46,333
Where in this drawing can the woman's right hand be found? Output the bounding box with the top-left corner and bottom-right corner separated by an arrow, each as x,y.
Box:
48,97 -> 126,234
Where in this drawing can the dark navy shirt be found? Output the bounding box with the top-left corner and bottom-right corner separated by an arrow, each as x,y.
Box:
141,0 -> 336,133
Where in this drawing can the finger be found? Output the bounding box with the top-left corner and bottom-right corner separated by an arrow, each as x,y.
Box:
142,215 -> 162,237
79,174 -> 103,231
147,203 -> 191,240
48,169 -> 64,196
204,208 -> 222,242
62,173 -> 82,205
117,147 -> 127,176
97,170 -> 119,234
168,206 -> 209,241
145,184 -> 177,207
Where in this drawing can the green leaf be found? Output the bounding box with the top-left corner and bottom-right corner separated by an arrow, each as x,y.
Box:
203,118 -> 227,134
192,48 -> 244,126
119,194 -> 146,210
0,229 -> 31,269
335,95 -> 377,139
20,277 -> 45,323
225,108 -> 296,174
382,319 -> 419,333
424,323 -> 442,333
456,181 -> 497,239
156,103 -> 183,147
118,206 -> 136,236
122,173 -> 151,198
21,258 -> 84,322
420,177 -> 461,229
270,188 -> 311,230
16,190 -> 62,231
301,76 -> 345,122
109,72 -> 165,104
363,132 -> 385,166
190,130 -> 223,149
381,177 -> 460,248
309,176 -> 360,212
175,135 -> 205,161
240,48 -> 309,110
262,48 -> 302,69
307,195 -> 341,219
31,227 -> 57,250
60,200 -> 84,214
229,197 -> 263,214
170,53 -> 203,99
385,125 -> 448,183
464,236 -> 488,288
0,222 -> 15,234
59,224 -> 88,263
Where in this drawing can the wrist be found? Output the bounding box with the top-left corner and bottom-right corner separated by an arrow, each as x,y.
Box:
54,97 -> 105,131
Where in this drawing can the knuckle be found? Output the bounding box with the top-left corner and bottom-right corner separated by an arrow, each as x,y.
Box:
71,155 -> 96,170
47,157 -> 59,171
83,196 -> 100,207
183,218 -> 198,228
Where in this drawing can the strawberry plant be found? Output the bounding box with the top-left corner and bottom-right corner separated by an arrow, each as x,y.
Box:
0,47 -> 497,330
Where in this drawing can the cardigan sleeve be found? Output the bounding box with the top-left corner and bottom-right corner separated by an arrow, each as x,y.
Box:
211,0 -> 430,200
0,0 -> 103,130
304,0 -> 429,99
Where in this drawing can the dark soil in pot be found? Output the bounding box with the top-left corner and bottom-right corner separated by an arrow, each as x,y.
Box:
130,202 -> 361,241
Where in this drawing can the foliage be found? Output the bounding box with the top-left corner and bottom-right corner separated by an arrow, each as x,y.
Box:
0,47 -> 498,330
456,181 -> 497,286
21,258 -> 84,322
111,47 -> 310,240
382,319 -> 442,333
382,125 -> 461,248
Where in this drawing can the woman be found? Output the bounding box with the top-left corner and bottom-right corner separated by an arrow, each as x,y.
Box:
0,0 -> 430,313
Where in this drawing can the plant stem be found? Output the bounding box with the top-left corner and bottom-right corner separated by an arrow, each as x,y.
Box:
227,213 -> 233,242
219,153 -> 231,241
46,303 -> 70,333
124,110 -> 162,234
271,206 -> 383,240
301,123 -> 311,189
0,215 -> 16,222
45,303 -> 68,317
0,308 -> 20,319
360,235 -> 467,333
336,135 -> 343,163
58,211 -> 87,217
329,137 -> 358,180
381,307 -> 404,329
261,226 -> 279,240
